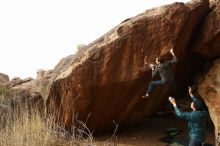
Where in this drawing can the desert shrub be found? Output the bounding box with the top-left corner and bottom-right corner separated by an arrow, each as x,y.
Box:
0,106 -> 95,146
77,44 -> 87,50
0,85 -> 9,95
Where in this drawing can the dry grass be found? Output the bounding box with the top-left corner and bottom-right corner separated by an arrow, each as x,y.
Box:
0,86 -> 119,146
0,106 -> 96,146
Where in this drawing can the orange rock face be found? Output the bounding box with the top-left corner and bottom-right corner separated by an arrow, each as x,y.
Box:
197,59 -> 220,144
46,0 -> 210,133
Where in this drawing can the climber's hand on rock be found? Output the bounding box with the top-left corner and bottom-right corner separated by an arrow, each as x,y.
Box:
170,48 -> 174,56
149,64 -> 154,70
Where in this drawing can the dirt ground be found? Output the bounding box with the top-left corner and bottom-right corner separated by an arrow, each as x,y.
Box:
95,114 -> 215,146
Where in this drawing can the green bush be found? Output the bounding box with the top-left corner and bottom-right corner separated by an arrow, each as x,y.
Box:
0,85 -> 9,95
77,44 -> 86,50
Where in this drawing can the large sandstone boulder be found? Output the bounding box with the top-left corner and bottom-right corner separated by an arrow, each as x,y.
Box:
46,0 -> 209,132
197,59 -> 220,144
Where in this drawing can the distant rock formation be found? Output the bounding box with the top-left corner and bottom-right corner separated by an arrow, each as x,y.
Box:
0,73 -> 9,84
0,73 -> 51,113
36,69 -> 53,100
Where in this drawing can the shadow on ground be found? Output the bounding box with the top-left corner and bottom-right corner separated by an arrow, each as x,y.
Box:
95,111 -> 215,146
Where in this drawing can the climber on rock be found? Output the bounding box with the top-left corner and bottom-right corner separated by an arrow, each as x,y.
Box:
142,47 -> 178,98
169,86 -> 208,146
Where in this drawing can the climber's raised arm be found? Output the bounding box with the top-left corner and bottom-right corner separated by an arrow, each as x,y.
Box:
168,48 -> 178,64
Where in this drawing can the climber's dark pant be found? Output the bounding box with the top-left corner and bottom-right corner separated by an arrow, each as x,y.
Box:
146,79 -> 176,96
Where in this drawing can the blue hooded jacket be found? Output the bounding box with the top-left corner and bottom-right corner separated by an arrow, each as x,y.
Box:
174,96 -> 208,143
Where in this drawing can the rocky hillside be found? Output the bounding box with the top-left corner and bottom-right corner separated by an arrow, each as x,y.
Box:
0,71 -> 50,113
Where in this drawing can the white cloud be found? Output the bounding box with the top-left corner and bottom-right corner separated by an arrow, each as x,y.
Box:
0,0 -> 190,79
